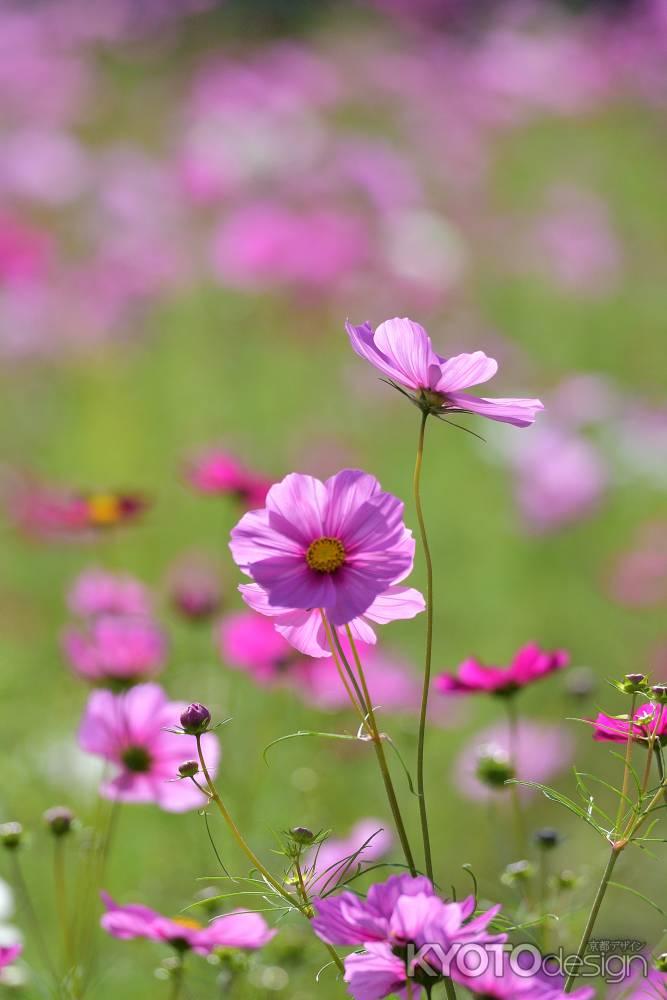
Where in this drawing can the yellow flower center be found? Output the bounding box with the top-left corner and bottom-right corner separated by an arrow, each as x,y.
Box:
86,494 -> 122,526
171,917 -> 202,931
306,536 -> 346,574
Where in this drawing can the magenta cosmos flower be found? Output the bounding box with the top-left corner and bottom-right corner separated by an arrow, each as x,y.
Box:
592,703 -> 667,744
62,615 -> 167,684
230,470 -> 416,627
452,950 -> 595,999
78,683 -> 219,812
313,873 -> 504,1000
186,448 -> 272,509
101,892 -> 275,954
237,577 -> 424,657
437,643 -> 569,697
0,944 -> 21,971
67,568 -> 151,618
346,317 -> 543,427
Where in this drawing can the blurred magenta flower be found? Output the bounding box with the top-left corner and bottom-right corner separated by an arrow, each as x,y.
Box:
187,448 -> 273,509
346,317 -> 543,427
62,616 -> 167,684
452,949 -> 595,999
305,820 -> 392,895
4,477 -> 149,539
455,719 -> 575,803
437,643 -> 569,696
609,965 -> 667,999
78,683 -> 219,812
592,703 -> 667,744
67,568 -> 151,618
0,212 -> 53,286
609,521 -> 667,607
101,893 -> 274,953
230,470 -> 416,627
238,578 -> 424,657
0,944 -> 21,971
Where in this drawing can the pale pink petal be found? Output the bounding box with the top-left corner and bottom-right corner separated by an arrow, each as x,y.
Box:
446,392 -> 544,427
345,321 -> 409,385
435,351 -> 498,392
372,317 -> 438,391
362,586 -> 425,624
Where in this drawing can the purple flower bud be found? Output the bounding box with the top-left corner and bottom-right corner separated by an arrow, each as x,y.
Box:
626,673 -> 646,685
290,826 -> 315,845
652,683 -> 667,704
180,703 -> 211,735
534,827 -> 561,850
178,760 -> 200,778
43,806 -> 75,837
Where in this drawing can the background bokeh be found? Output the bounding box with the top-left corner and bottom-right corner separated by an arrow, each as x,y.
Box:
1,0 -> 666,996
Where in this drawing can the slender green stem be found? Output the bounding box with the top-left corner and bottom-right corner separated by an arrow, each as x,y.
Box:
614,694 -> 636,837
335,625 -> 417,877
54,838 -> 74,971
194,736 -> 345,975
443,978 -> 457,999
563,847 -> 620,992
170,959 -> 184,1000
413,409 -> 434,881
11,853 -> 59,986
505,698 -> 526,856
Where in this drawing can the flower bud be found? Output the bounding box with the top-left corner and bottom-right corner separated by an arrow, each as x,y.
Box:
534,827 -> 561,850
654,953 -> 667,973
178,760 -> 200,779
0,822 -> 23,850
501,860 -> 535,887
290,826 -> 315,845
616,672 -> 649,695
180,703 -> 211,734
475,745 -> 515,789
43,806 -> 74,837
554,869 -> 579,891
651,683 -> 667,704
565,667 -> 596,699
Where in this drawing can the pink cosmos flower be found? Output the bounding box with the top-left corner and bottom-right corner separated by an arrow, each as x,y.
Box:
592,703 -> 667,744
101,892 -> 274,953
453,950 -> 595,998
313,873 -> 504,1000
437,643 -> 569,697
67,568 -> 151,618
229,470 -> 416,627
0,944 -> 21,971
186,448 -> 273,509
455,719 -> 575,803
346,317 -> 543,427
167,553 -> 222,622
77,683 -> 219,812
609,965 -> 667,999
62,615 -> 167,684
608,521 -> 667,607
238,578 -> 424,657
305,820 -> 393,895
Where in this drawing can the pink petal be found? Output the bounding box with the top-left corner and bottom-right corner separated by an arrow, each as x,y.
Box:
446,392 -> 545,427
345,320 -> 410,386
372,317 -> 438,391
362,586 -> 425,624
435,351 -> 499,392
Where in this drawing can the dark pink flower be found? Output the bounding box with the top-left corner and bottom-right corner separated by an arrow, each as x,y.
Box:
186,448 -> 272,509
609,965 -> 667,999
230,470 -> 416,627
101,892 -> 274,954
0,944 -> 21,971
62,616 -> 167,684
238,579 -> 424,658
346,318 -> 543,427
67,568 -> 151,618
437,644 -> 569,697
452,950 -> 595,998
77,683 -> 219,812
592,703 -> 667,744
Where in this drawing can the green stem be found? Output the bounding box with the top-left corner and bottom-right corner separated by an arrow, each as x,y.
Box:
194,736 -> 345,975
11,853 -> 59,987
54,838 -> 74,971
614,694 -> 636,837
342,626 -> 417,877
413,410 -> 434,881
563,847 -> 620,992
505,698 -> 526,856
170,959 -> 184,1000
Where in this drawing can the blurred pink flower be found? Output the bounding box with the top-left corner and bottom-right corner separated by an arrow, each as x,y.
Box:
305,820 -> 393,896
67,568 -> 151,618
78,683 -> 219,812
210,201 -> 368,293
608,521 -> 667,607
455,719 -> 575,803
186,448 -> 273,509
167,552 -> 222,622
0,944 -> 21,971
62,616 -> 167,684
3,476 -> 147,539
0,128 -> 89,206
0,212 -> 53,286
347,318 -> 543,427
437,643 -> 569,696
510,424 -> 608,534
608,964 -> 667,999
101,893 -> 274,953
